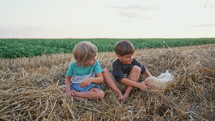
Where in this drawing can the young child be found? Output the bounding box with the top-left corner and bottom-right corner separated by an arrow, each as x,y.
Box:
103,40 -> 152,101
65,41 -> 104,100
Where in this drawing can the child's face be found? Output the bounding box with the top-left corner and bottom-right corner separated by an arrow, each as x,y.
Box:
84,56 -> 96,66
117,54 -> 133,64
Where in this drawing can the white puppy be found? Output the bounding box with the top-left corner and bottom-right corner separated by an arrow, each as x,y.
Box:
144,70 -> 174,90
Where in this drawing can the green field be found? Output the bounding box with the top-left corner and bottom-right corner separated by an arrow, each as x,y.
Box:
1,38 -> 215,58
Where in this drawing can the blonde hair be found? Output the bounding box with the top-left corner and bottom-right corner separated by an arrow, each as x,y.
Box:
114,40 -> 135,56
73,41 -> 98,66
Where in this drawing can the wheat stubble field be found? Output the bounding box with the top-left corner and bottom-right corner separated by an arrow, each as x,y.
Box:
0,44 -> 214,121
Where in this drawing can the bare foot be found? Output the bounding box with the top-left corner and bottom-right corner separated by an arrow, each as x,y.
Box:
74,97 -> 87,102
59,85 -> 66,92
71,90 -> 87,102
71,90 -> 76,96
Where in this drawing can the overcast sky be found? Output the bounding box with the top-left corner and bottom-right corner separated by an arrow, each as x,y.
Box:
0,0 -> 215,38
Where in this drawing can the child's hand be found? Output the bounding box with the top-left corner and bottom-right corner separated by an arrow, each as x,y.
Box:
80,78 -> 92,87
66,90 -> 74,97
117,92 -> 124,101
140,81 -> 149,91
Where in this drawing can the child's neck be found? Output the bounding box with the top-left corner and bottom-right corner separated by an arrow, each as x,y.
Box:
81,64 -> 88,67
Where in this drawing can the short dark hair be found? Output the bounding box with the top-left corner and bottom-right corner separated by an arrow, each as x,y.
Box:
114,40 -> 135,56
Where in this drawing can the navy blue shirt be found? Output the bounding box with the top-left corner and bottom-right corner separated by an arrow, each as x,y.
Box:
112,58 -> 146,82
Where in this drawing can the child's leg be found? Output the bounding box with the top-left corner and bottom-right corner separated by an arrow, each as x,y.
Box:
123,66 -> 141,100
103,68 -> 123,101
74,88 -> 104,99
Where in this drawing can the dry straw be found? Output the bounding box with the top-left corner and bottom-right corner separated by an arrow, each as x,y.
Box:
0,44 -> 214,121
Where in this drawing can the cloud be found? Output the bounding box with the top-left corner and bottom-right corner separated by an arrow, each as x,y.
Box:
204,0 -> 215,9
118,11 -> 138,18
111,5 -> 159,11
0,26 -> 46,37
111,5 -> 159,20
0,27 -> 43,32
190,24 -> 215,27
118,10 -> 156,20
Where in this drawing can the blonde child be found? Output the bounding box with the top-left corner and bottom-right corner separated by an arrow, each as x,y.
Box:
65,41 -> 104,100
103,40 -> 152,101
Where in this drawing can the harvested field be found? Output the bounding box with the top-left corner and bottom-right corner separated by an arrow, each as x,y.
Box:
0,44 -> 215,121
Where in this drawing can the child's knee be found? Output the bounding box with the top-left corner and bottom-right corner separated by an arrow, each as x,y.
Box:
132,65 -> 141,73
96,90 -> 105,99
91,88 -> 105,99
99,90 -> 105,99
102,68 -> 109,74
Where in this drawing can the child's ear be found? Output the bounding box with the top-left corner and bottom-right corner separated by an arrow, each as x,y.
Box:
116,54 -> 121,58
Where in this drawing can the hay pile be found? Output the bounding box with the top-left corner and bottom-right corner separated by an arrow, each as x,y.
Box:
0,44 -> 214,121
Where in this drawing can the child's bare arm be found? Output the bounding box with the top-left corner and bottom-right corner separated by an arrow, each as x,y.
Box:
120,78 -> 148,90
89,72 -> 104,83
120,78 -> 142,88
65,76 -> 72,90
80,72 -> 104,87
144,69 -> 152,77
65,76 -> 74,97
